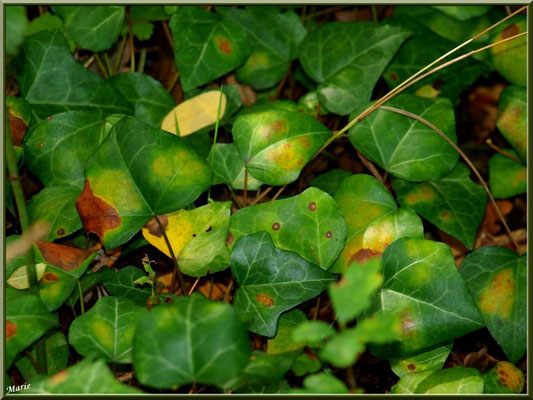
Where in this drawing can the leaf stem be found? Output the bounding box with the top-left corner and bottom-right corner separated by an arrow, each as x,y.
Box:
126,10 -> 135,72
103,53 -> 113,77
271,185 -> 287,202
114,35 -> 128,74
243,170 -> 248,207
94,53 -> 109,79
485,139 -> 523,163
208,85 -> 224,202
77,279 -> 85,314
138,48 -> 147,73
378,105 -> 519,250
25,349 -> 42,375
167,71 -> 180,93
154,214 -> 188,295
250,186 -> 272,206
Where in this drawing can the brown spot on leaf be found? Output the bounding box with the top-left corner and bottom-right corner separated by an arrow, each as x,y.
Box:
390,73 -> 398,81
255,293 -> 275,307
42,272 -> 60,282
36,241 -> 93,272
8,114 -> 27,146
272,222 -> 280,231
39,142 -> 45,147
350,248 -> 381,263
441,211 -> 451,221
284,143 -> 291,149
502,24 -> 520,39
51,369 -> 68,385
75,179 -> 121,242
164,295 -> 174,303
56,228 -> 66,236
326,231 -> 333,238
206,226 -> 212,232
226,232 -> 234,246
308,202 -> 317,211
407,363 -> 416,371
269,119 -> 286,134
46,115 -> 53,121
6,321 -> 17,339
216,36 -> 232,54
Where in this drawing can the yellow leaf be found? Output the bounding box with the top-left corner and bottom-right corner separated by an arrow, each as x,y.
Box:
7,263 -> 47,289
161,91 -> 227,137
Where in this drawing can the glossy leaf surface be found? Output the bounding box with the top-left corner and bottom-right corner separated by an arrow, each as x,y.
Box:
267,309 -> 307,355
489,152 -> 526,199
496,85 -> 527,161
392,367 -> 484,394
211,143 -> 263,190
231,232 -> 335,337
390,342 -> 453,377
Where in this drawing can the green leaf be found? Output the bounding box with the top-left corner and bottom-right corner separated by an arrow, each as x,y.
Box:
27,186 -> 82,241
367,238 -> 483,358
459,246 -> 526,363
392,367 -> 484,394
331,174 -> 423,273
390,342 -> 453,377
218,7 -> 306,90
310,169 -> 351,196
231,232 -> 335,337
490,16 -> 526,86
329,258 -> 383,324
142,202 -> 231,277
298,91 -> 329,116
69,296 -> 145,363
210,143 -> 263,191
76,116 -> 211,250
16,30 -> 132,119
24,359 -> 142,394
25,12 -> 76,52
348,94 -> 458,181
496,85 -> 527,161
104,266 -> 154,306
483,361 -> 525,394
292,320 -> 334,346
229,187 -> 346,270
235,380 -> 292,394
432,6 -> 492,21
133,293 -> 251,388
66,268 -> 116,308
267,309 -> 307,355
108,72 -> 175,127
489,152 -> 526,199
15,331 -> 68,381
6,288 -> 58,368
394,163 -> 487,249
299,22 -> 410,115
52,6 -> 125,52
291,352 -> 322,377
6,6 -> 28,56
319,329 -> 364,368
291,374 -> 349,394
170,7 -> 250,91
232,107 -> 331,186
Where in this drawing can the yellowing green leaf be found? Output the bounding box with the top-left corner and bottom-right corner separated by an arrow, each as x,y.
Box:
7,263 -> 47,289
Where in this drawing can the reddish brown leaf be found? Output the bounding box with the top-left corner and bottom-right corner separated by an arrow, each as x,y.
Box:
36,241 -> 93,272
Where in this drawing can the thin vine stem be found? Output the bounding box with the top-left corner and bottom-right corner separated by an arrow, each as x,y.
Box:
485,139 -> 523,163
77,280 -> 85,314
208,85 -> 224,202
379,105 -> 519,250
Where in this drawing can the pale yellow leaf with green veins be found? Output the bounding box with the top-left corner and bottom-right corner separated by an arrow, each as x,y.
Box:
161,91 -> 227,137
7,263 -> 47,289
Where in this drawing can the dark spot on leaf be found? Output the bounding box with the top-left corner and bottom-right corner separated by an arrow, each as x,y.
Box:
144,215 -> 168,238
8,114 -> 27,146
350,248 -> 381,263
42,272 -> 60,282
441,211 -> 451,221
302,228 -> 306,233
407,363 -> 416,371
164,295 -> 173,303
502,23 -> 519,39
46,115 -> 53,121
226,232 -> 234,246
326,231 -> 332,238
255,293 -> 275,307
36,241 -> 93,272
39,142 -> 45,147
272,222 -> 280,231
308,202 -> 317,211
216,35 -> 232,54
6,321 -> 17,339
206,226 -> 212,232
284,143 -> 291,149
390,73 -> 398,81
192,234 -> 196,238
57,228 -> 66,236
432,79 -> 444,90
75,179 -> 121,242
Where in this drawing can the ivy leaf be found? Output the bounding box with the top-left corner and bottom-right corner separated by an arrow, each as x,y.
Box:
394,163 -> 487,249
210,143 -> 263,191
460,246 -> 526,363
392,367 -> 484,394
235,380 -> 292,394
229,187 -> 347,270
390,342 -> 453,377
6,6 -> 28,57
483,361 -> 525,394
310,169 -> 351,196
104,266 -> 154,306
69,296 -> 146,363
489,152 -> 526,199
15,331 -> 69,381
27,186 -> 82,241
24,111 -> 107,189
267,309 -> 307,355
292,320 -> 335,346
348,94 -> 458,181
218,7 -> 307,90
24,359 -> 142,394
232,107 -> 331,186
291,352 -> 322,377
67,268 -> 116,308
25,12 -> 77,52
231,232 -> 335,337
108,72 -> 175,127
331,174 -> 423,273
16,30 -> 132,119
142,202 -> 231,277
169,7 -> 250,91
367,238 -> 483,358
291,374 -> 349,394
432,6 -> 492,21
6,288 -> 58,368
496,85 -> 526,161
489,16 -> 526,87
52,6 -> 124,52
299,22 -> 410,115
76,116 -> 211,250
329,258 -> 383,324
133,293 -> 251,388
